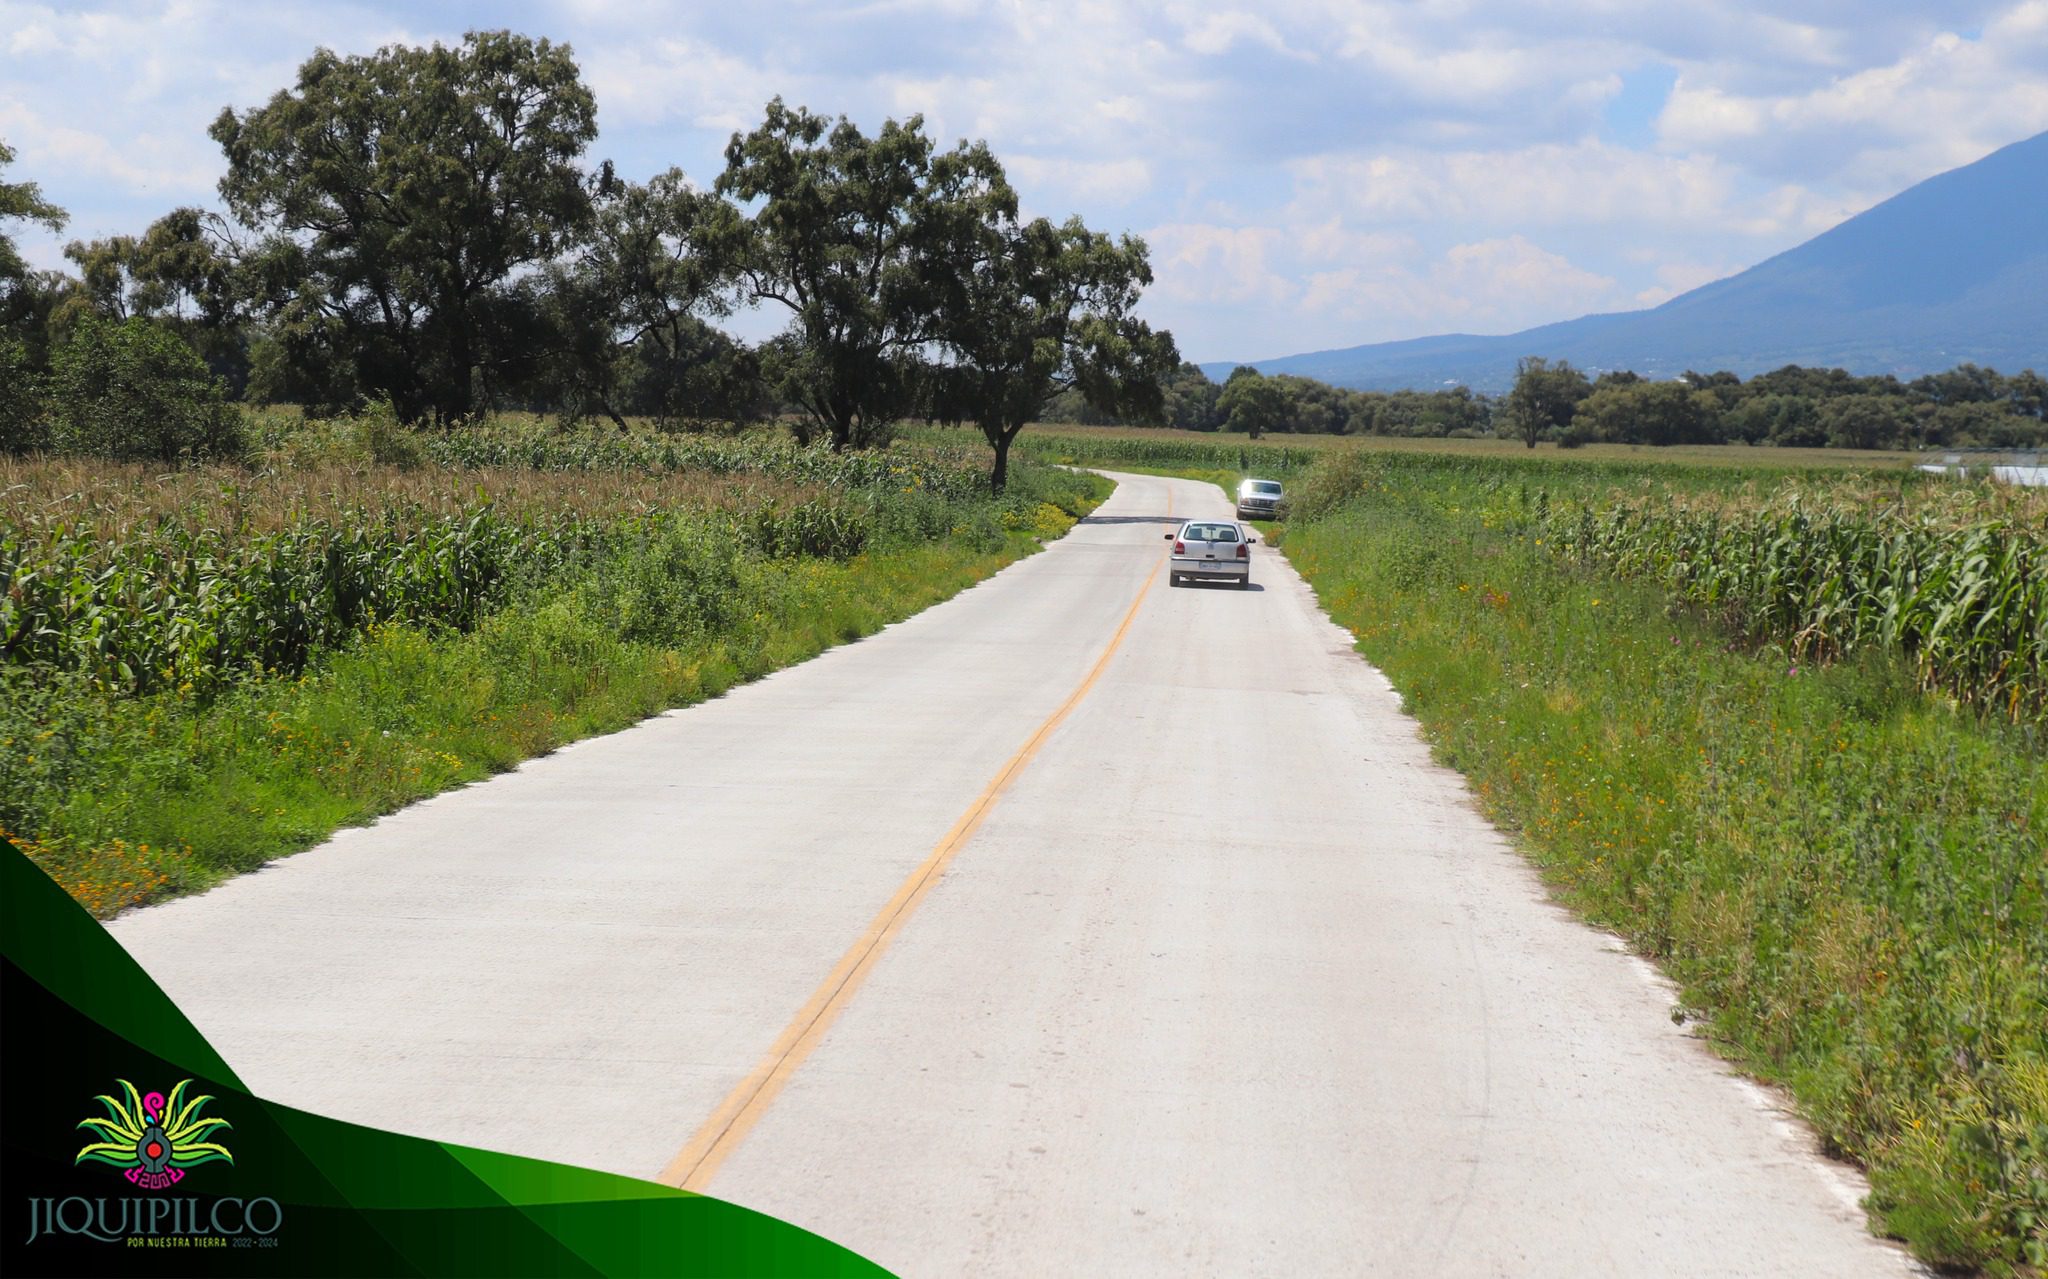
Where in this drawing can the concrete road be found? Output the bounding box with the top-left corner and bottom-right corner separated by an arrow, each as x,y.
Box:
107,472 -> 1915,1276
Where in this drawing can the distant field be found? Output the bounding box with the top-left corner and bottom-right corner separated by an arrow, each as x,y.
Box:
1001,422 -> 1930,470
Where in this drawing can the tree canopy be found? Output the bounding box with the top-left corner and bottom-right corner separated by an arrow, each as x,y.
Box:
1505,356 -> 1591,448
1216,367 -> 1290,439
932,214 -> 1177,489
211,31 -> 598,422
0,140 -> 67,291
717,98 -> 1014,451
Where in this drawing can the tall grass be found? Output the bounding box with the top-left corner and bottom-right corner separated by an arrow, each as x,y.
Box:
1274,450 -> 2046,1274
0,426 -> 1084,700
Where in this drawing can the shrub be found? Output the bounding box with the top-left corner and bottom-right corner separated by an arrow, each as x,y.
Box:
577,521 -> 746,646
51,318 -> 246,463
350,397 -> 427,469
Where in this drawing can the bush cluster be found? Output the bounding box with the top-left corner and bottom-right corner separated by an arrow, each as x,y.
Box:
2,319 -> 247,463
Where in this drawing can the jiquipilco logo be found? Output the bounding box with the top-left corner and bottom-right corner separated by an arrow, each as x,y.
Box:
77,1079 -> 233,1190
22,1079 -> 284,1249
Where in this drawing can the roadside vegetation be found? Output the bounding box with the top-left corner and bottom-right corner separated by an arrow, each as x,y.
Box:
1043,429 -> 2047,1275
1,418 -> 1106,917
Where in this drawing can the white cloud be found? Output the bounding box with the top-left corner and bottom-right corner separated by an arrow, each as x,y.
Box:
1286,141 -> 1742,229
1005,155 -> 1155,208
581,36 -> 778,133
1147,222 -> 1295,304
1180,11 -> 1307,59
0,98 -> 213,197
1657,3 -> 2048,190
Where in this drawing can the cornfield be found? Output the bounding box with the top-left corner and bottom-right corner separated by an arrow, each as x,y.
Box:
421,424 -> 996,502
1547,497 -> 2048,723
0,429 -> 1003,701
0,503 -> 619,697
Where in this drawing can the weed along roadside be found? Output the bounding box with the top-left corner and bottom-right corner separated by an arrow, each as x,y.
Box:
0,422 -> 1110,919
1044,430 -> 2048,1277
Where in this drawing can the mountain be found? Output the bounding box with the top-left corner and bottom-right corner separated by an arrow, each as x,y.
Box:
1201,130 -> 2048,392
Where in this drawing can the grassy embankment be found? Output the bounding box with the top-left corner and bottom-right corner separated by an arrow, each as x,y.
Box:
1035,426 -> 2046,1276
3,419 -> 1107,917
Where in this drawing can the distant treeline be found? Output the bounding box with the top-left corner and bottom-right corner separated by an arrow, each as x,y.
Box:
1046,357 -> 2048,450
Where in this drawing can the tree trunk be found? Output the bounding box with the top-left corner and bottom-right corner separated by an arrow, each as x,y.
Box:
989,427 -> 1014,493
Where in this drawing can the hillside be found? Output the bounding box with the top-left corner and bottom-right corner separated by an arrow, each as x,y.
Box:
1203,130 -> 2048,392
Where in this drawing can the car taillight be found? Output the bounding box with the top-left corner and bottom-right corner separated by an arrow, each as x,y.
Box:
1236,543 -> 1249,559
1174,541 -> 1185,554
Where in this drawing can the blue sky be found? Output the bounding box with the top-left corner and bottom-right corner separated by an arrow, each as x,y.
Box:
4,1 -> 2046,362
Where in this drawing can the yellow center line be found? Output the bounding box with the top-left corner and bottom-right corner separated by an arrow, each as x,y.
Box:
660,480 -> 1175,1193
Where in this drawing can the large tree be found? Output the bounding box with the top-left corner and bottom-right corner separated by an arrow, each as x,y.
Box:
717,99 -> 1009,451
62,209 -> 251,392
1216,366 -> 1290,439
934,215 -> 1178,491
210,30 -> 598,422
1504,355 -> 1590,447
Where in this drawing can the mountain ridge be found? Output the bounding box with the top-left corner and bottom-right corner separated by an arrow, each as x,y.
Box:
1200,130 -> 2048,392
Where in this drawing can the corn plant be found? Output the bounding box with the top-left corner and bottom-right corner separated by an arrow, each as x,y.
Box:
1547,496 -> 2048,723
0,503 -> 631,698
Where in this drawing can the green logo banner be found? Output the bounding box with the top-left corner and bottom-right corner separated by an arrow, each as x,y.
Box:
1,846 -> 891,1277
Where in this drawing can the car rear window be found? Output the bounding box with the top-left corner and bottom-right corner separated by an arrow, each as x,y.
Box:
1184,523 -> 1239,542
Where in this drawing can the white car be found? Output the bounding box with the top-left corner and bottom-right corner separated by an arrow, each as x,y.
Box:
1164,519 -> 1256,588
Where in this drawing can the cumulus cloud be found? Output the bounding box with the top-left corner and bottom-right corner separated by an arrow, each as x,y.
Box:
1657,3 -> 2048,190
1304,235 -> 1626,336
1147,223 -> 1297,305
1004,155 -> 1156,210
1285,142 -> 1743,229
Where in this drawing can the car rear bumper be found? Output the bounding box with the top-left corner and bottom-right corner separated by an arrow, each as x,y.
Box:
1171,556 -> 1250,579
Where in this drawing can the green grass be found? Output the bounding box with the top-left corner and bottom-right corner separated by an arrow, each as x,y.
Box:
9,532 -> 1080,914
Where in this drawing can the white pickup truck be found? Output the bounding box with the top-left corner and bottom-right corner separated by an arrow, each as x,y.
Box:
1236,478 -> 1285,519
